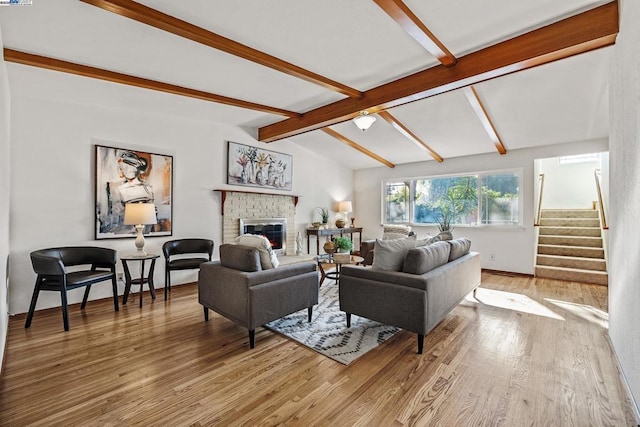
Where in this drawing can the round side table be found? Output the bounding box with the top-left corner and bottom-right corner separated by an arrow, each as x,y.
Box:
120,253 -> 160,308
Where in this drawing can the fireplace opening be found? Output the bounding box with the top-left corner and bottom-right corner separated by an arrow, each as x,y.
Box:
240,218 -> 287,255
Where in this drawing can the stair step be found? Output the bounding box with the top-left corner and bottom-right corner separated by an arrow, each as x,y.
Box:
539,218 -> 600,227
535,265 -> 608,286
538,235 -> 603,248
539,226 -> 601,237
537,244 -> 604,259
541,209 -> 599,219
536,254 -> 607,271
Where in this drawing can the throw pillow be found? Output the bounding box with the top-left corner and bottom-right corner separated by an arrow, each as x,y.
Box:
402,241 -> 451,275
372,235 -> 416,271
447,237 -> 471,261
382,224 -> 412,240
237,234 -> 280,269
415,234 -> 441,247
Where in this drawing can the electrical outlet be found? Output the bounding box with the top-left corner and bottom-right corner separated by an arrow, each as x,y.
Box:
489,254 -> 496,262
117,272 -> 124,281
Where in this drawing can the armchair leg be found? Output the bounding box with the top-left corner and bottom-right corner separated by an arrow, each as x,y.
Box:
308,307 -> 313,322
25,278 -> 41,329
60,287 -> 70,332
111,276 -> 119,312
81,285 -> 92,309
164,270 -> 171,300
203,306 -> 209,321
249,329 -> 255,349
417,334 -> 424,354
346,313 -> 351,328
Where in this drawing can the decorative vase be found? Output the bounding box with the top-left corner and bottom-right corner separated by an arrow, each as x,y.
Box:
438,230 -> 454,241
323,240 -> 335,254
296,232 -> 303,255
335,218 -> 346,228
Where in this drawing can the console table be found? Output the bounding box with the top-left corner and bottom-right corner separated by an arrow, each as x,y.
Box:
307,227 -> 363,255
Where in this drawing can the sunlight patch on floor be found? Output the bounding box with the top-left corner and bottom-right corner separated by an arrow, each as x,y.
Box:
544,298 -> 608,328
471,288 -> 565,320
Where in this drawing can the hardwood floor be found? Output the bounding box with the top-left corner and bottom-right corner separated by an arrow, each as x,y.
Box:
1,272 -> 637,426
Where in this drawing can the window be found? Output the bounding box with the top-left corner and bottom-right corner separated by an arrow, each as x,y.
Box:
384,181 -> 410,223
383,170 -> 521,227
558,153 -> 599,164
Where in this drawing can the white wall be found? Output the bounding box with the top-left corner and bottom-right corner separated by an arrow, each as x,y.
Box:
354,138 -> 608,275
8,68 -> 352,315
0,25 -> 11,372
609,0 -> 640,415
538,156 -> 600,209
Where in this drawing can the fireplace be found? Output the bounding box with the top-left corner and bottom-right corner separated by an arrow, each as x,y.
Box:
240,218 -> 287,255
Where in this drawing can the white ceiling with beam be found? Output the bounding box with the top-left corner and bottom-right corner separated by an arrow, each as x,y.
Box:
0,0 -> 613,170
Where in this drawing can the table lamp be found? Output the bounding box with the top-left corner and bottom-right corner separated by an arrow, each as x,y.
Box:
124,202 -> 157,256
336,200 -> 352,228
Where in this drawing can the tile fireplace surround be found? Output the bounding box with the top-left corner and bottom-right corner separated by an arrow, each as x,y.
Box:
219,190 -> 297,255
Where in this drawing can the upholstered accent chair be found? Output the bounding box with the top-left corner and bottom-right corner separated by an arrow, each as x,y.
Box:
162,238 -> 214,300
198,244 -> 318,348
26,247 -> 119,331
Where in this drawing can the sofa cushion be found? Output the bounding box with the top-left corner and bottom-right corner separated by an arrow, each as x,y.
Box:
237,234 -> 279,269
372,235 -> 416,271
402,241 -> 451,275
219,244 -> 262,272
447,237 -> 471,261
415,235 -> 441,247
382,224 -> 412,240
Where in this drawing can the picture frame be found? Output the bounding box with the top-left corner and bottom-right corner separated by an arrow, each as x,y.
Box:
95,144 -> 173,239
227,141 -> 293,191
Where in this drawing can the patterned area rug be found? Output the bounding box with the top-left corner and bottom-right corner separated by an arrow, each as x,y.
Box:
265,278 -> 399,365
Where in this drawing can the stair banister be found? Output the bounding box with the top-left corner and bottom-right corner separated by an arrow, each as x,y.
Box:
594,169 -> 608,230
534,173 -> 545,226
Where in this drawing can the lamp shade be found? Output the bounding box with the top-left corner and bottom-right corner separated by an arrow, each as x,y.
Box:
338,201 -> 352,213
353,111 -> 376,131
124,203 -> 157,226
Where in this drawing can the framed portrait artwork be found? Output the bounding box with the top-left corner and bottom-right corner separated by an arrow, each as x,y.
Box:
95,144 -> 173,239
227,141 -> 293,191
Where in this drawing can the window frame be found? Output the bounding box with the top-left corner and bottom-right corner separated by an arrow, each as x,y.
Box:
381,168 -> 524,228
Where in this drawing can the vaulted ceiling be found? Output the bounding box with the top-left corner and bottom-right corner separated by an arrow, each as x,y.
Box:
0,0 -> 617,170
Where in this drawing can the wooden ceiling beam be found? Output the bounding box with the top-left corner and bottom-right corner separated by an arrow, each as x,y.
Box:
377,111 -> 443,162
79,0 -> 362,98
3,48 -> 298,117
259,2 -> 618,142
463,86 -> 507,155
374,0 -> 456,66
321,128 -> 395,168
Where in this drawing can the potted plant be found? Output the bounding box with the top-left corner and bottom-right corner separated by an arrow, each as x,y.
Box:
435,178 -> 477,239
333,236 -> 353,253
316,207 -> 329,224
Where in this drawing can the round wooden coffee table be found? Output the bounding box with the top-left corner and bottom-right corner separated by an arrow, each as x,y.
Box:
317,254 -> 364,286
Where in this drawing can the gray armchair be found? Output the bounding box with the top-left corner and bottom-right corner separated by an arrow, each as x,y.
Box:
198,244 -> 319,348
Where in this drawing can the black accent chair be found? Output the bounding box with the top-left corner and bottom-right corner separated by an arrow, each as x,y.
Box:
26,247 -> 119,331
162,239 -> 214,300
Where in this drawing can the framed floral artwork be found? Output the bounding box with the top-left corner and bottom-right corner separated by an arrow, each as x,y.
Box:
227,141 -> 293,191
95,144 -> 173,239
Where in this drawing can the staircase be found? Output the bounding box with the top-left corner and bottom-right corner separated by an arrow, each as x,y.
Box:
535,209 -> 608,285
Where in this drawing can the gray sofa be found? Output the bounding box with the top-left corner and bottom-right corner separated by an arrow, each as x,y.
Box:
340,239 -> 481,354
198,244 -> 319,348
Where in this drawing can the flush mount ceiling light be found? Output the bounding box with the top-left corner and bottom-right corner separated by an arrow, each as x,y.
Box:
353,111 -> 376,131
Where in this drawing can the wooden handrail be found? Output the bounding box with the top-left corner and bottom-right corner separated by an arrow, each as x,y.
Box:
534,174 -> 545,226
594,169 -> 609,230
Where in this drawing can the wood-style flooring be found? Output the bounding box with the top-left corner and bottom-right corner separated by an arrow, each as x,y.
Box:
1,271 -> 637,426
